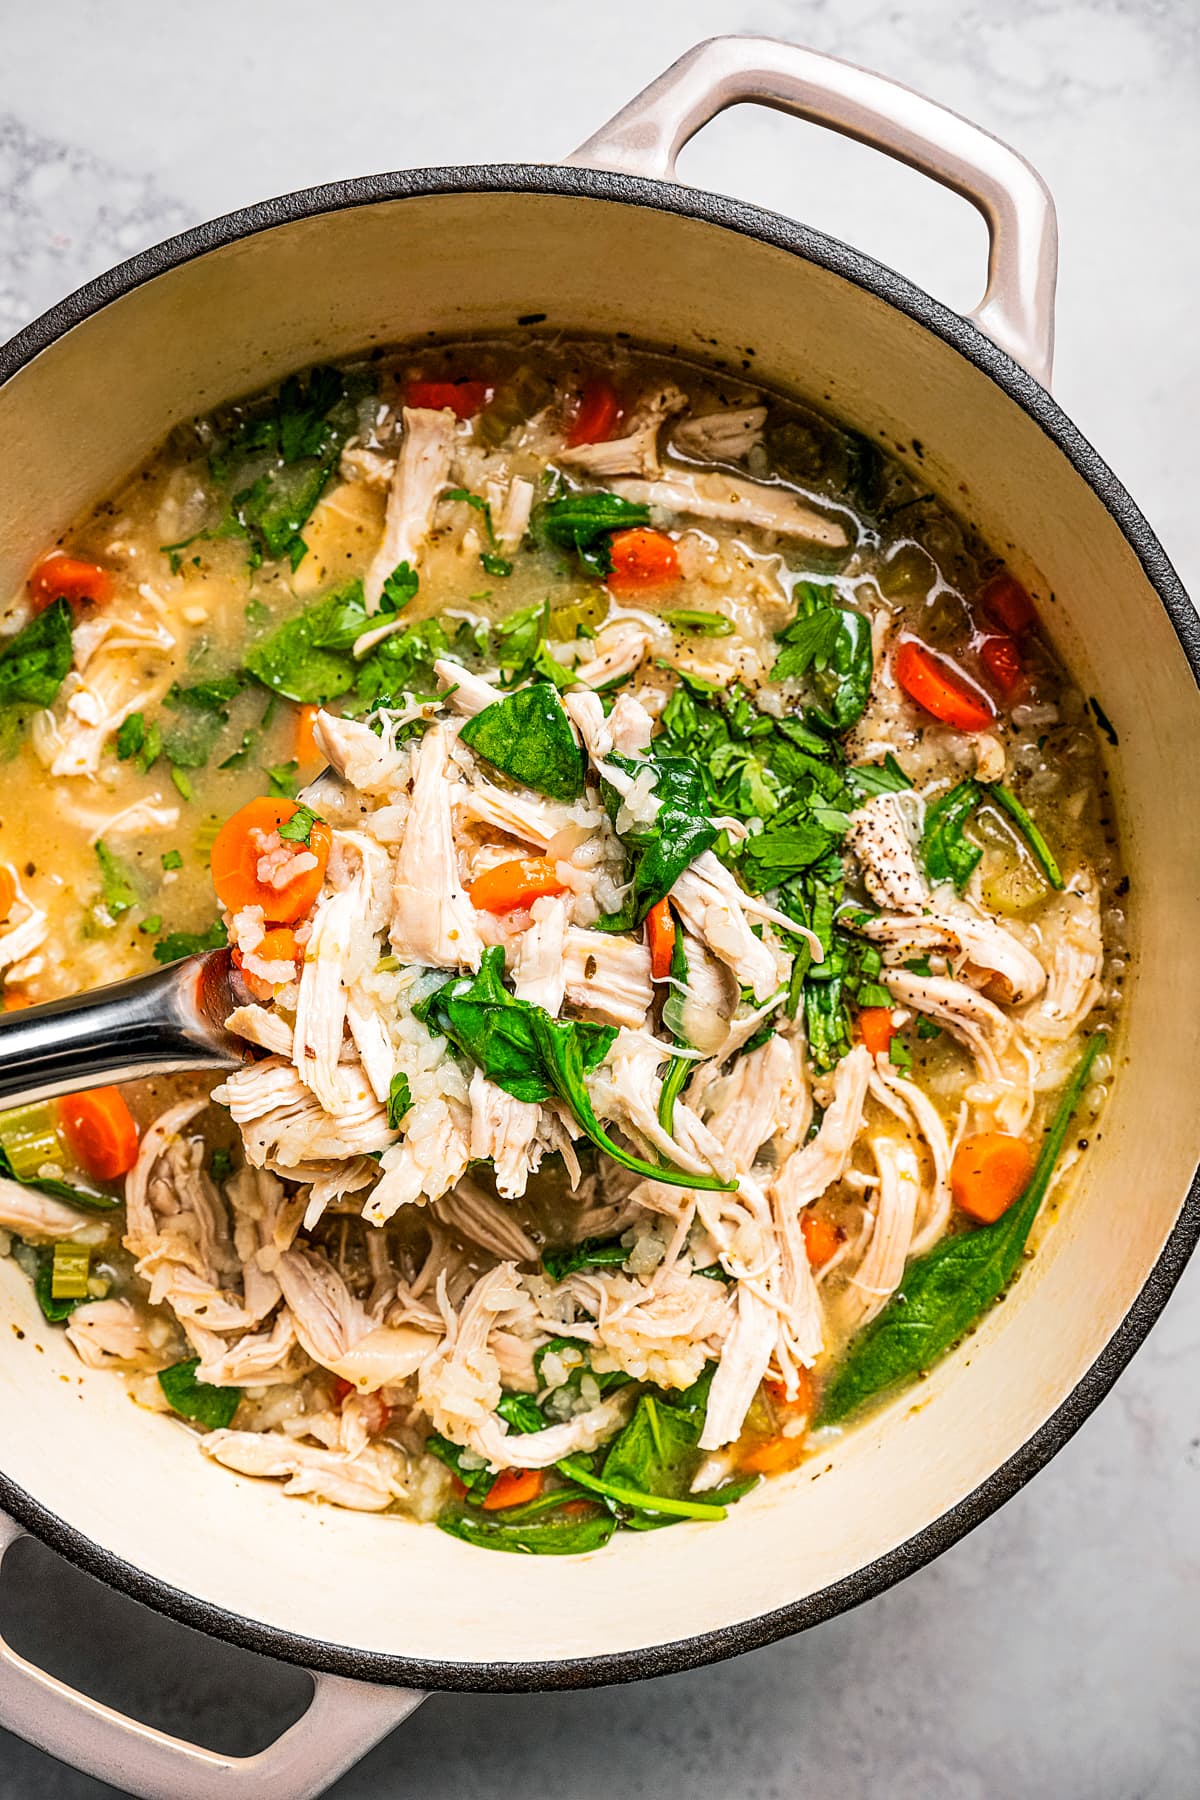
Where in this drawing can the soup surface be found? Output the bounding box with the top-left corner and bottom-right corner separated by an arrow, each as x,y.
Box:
0,341 -> 1123,1552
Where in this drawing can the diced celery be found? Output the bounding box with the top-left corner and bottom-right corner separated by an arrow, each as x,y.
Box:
51,1242 -> 91,1300
0,1101 -> 65,1180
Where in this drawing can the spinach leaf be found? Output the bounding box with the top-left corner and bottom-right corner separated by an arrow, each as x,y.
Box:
459,684 -> 585,801
166,675 -> 244,712
495,1392 -> 545,1434
818,1033 -> 1106,1425
245,580 -> 368,703
438,1491 -> 616,1555
353,618 -> 451,713
921,779 -> 983,889
772,584 -> 873,731
265,761 -> 300,799
542,1238 -> 628,1281
386,1073 -> 412,1130
216,367 -> 359,568
426,1432 -> 496,1501
480,552 -> 513,578
597,753 -> 717,931
94,841 -> 139,917
422,948 -> 734,1192
0,600 -> 72,709
379,561 -> 419,617
157,1357 -> 241,1429
533,1337 -> 631,1399
152,919 -> 228,964
532,492 -> 650,579
115,714 -> 145,761
990,782 -> 1064,890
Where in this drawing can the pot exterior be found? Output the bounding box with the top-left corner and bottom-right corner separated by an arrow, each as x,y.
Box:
1,170 -> 1198,1690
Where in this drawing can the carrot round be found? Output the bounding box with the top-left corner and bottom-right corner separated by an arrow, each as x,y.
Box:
979,634 -> 1024,697
980,571 -> 1036,636
645,897 -> 676,980
59,1086 -> 139,1181
481,1467 -> 544,1511
855,1006 -> 896,1058
405,379 -> 493,419
895,638 -> 995,733
210,797 -> 331,924
232,926 -> 301,978
607,527 -> 680,594
469,856 -> 567,914
0,867 -> 16,921
28,552 -> 112,613
567,377 -> 622,447
951,1131 -> 1035,1223
801,1211 -> 842,1270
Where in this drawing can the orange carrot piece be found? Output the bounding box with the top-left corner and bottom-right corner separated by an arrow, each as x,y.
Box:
567,377 -> 623,447
0,867 -> 16,920
855,1006 -> 896,1058
951,1131 -> 1035,1223
469,856 -> 567,914
742,1369 -> 814,1474
980,571 -> 1036,636
1,990 -> 32,1012
645,898 -> 676,980
894,638 -> 995,733
406,379 -> 493,419
606,527 -> 680,594
295,704 -> 322,766
210,797 -> 331,924
59,1086 -> 139,1181
801,1212 -> 842,1270
481,1468 -> 544,1511
28,552 -> 112,612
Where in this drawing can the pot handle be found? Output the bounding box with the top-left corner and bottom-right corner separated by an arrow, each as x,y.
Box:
0,1514 -> 425,1800
566,34 -> 1057,388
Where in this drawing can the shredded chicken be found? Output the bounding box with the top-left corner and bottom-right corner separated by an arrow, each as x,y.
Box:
609,469 -> 848,549
360,405 -> 457,628
847,796 -> 928,911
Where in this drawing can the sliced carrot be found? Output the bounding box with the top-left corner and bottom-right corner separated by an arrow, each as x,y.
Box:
742,1369 -> 814,1474
28,552 -> 112,613
951,1131 -> 1035,1223
801,1211 -> 842,1270
567,377 -> 623,447
855,1006 -> 896,1058
481,1467 -> 544,1511
295,703 -> 322,766
894,638 -> 995,734
1,990 -> 32,1012
59,1086 -> 139,1181
405,379 -> 493,419
979,634 -> 1024,697
980,571 -> 1036,636
0,867 -> 16,920
232,926 -> 301,978
469,856 -> 567,914
210,797 -> 331,925
606,527 -> 680,594
645,897 -> 676,980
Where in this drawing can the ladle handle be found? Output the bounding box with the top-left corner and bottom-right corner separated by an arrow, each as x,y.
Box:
0,951 -> 247,1107
567,33 -> 1058,388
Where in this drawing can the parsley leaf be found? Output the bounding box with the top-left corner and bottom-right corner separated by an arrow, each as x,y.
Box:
277,803 -> 322,845
0,600 -> 73,709
244,579 -> 368,704
94,841 -> 139,917
386,1073 -> 412,1130
379,561 -> 419,617
152,919 -> 228,964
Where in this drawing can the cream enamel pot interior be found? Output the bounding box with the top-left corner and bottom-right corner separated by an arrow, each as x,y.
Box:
2,35 -> 1199,1800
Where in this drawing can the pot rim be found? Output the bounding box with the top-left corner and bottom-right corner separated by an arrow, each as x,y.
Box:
1,161 -> 1197,1694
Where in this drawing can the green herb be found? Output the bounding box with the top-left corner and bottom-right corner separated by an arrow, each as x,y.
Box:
990,783 -> 1064,889
50,1241 -> 90,1300
386,1073 -> 412,1130
151,919 -> 228,964
438,1490 -> 616,1555
421,948 -> 734,1191
245,579 -> 368,704
426,1432 -> 496,1501
157,1358 -> 241,1429
772,583 -> 874,732
160,679 -> 234,766
846,753 -> 912,798
694,1263 -> 734,1283
495,1391 -> 545,1435
480,552 -> 513,578
739,818 -> 837,893
921,779 -> 983,889
166,674 -> 243,712
244,598 -> 271,629
266,762 -> 300,799
139,914 -> 163,934
94,842 -> 139,917
215,366 -> 360,568
277,802 -> 323,845
379,561 -> 419,617
459,685 -> 585,802
533,1337 -> 631,1399
658,925 -> 693,1134
170,767 -> 194,801
542,1238 -> 628,1281
353,617 -> 452,714
0,600 -> 72,716
137,721 -> 163,774
597,752 -> 717,930
532,491 -> 651,578
209,1146 -> 234,1183
663,609 -> 733,637
818,1033 -> 1107,1425
161,849 -> 183,872
115,714 -> 145,761
444,488 -> 496,540
888,1035 -> 913,1070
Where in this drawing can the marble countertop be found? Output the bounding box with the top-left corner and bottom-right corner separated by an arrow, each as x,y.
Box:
0,1 -> 1197,1794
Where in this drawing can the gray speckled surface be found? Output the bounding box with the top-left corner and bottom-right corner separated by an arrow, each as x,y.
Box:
0,2 -> 1197,1794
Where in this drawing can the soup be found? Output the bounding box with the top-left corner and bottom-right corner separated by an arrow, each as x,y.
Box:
0,341 -> 1122,1552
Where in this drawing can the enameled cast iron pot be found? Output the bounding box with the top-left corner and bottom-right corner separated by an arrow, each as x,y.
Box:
1,36 -> 1198,1800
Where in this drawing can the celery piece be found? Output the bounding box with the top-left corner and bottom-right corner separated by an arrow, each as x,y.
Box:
50,1242 -> 91,1300
0,1101 -> 64,1180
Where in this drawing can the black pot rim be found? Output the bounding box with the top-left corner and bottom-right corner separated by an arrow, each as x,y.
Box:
2,160 -> 1198,1697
